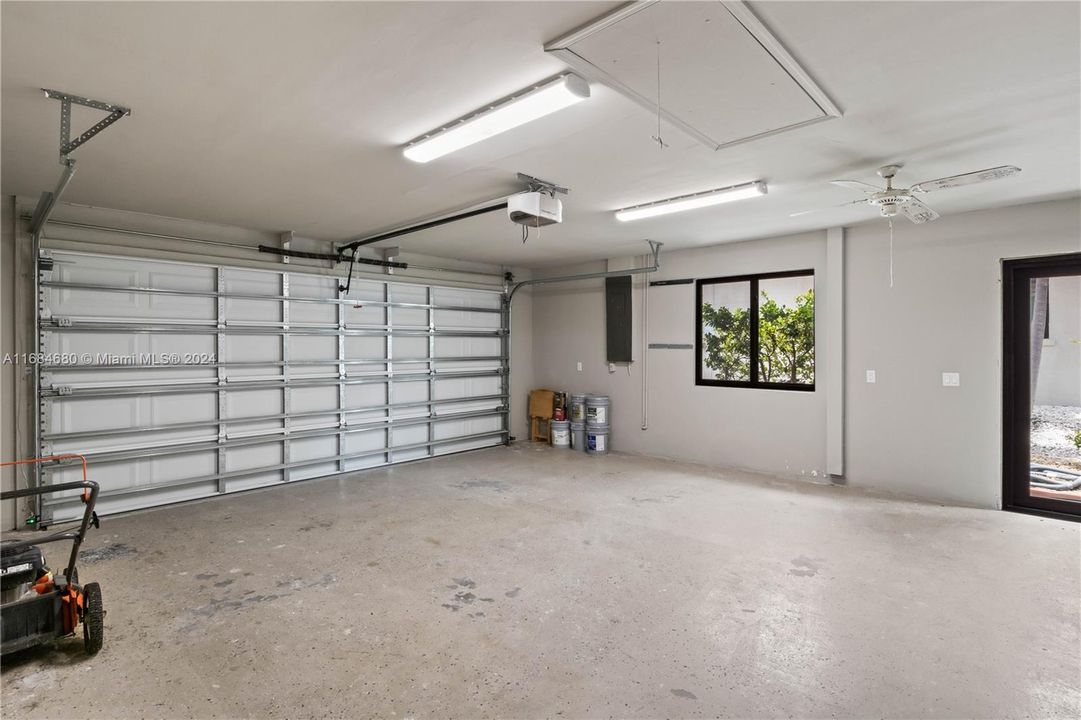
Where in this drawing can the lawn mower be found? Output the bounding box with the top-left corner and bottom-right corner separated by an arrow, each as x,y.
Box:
1,454 -> 103,656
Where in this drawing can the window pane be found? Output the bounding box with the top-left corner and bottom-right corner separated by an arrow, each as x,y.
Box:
758,275 -> 814,385
701,281 -> 751,381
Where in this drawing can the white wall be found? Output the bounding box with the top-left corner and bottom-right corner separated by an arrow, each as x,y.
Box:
531,197 -> 1081,508
1,196 -> 16,530
845,198 -> 1080,507
532,231 -> 832,479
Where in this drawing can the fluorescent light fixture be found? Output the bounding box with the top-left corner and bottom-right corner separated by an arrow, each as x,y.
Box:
403,74 -> 590,163
614,181 -> 768,222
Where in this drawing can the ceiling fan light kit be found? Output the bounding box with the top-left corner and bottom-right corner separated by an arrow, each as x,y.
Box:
615,181 -> 767,222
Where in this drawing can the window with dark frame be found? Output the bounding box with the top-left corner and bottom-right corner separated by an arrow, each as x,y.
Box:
696,270 -> 815,391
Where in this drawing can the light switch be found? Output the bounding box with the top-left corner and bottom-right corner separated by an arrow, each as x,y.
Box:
576,362 -> 583,372
942,372 -> 960,387
866,370 -> 876,384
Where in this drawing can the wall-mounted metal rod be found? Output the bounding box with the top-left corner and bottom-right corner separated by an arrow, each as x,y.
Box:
338,203 -> 509,253
506,240 -> 662,303
43,393 -> 508,441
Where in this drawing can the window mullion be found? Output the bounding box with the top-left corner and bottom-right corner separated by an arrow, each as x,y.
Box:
749,277 -> 759,385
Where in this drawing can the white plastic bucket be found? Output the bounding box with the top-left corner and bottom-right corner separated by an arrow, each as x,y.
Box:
585,395 -> 610,426
586,425 -> 609,455
550,419 -> 571,448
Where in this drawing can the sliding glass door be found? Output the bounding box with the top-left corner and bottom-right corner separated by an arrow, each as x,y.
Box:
1003,253 -> 1081,520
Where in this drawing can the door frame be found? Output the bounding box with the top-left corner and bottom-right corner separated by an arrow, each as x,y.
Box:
1002,251 -> 1081,521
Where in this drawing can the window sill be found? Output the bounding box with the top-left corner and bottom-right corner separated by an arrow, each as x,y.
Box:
696,379 -> 815,392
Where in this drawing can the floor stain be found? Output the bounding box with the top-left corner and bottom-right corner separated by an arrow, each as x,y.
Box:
453,479 -> 507,492
789,556 -> 821,577
298,520 -> 333,532
670,689 -> 698,700
505,587 -> 521,598
194,572 -> 217,580
452,577 -> 476,589
80,543 -> 137,563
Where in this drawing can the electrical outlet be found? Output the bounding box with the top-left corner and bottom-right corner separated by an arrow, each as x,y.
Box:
866,370 -> 876,384
942,372 -> 960,387
576,362 -> 582,372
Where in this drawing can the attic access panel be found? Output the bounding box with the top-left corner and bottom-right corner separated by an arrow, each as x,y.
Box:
545,0 -> 840,151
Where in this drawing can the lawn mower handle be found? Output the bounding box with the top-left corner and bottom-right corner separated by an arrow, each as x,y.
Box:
1,454 -> 99,582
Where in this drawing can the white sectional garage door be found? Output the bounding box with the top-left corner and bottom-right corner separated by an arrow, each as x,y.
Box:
36,249 -> 508,521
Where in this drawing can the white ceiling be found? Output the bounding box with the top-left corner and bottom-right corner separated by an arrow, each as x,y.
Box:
2,1 -> 1079,267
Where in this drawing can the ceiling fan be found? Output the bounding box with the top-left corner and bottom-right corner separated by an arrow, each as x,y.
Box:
791,164 -> 1022,223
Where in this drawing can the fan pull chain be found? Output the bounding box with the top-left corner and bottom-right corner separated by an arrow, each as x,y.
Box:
888,218 -> 895,288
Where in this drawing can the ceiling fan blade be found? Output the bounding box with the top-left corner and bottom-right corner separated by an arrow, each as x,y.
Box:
910,165 -> 1021,193
789,199 -> 868,217
830,180 -> 883,193
899,198 -> 939,224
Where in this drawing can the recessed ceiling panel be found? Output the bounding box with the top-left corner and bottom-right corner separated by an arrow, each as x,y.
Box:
546,0 -> 841,150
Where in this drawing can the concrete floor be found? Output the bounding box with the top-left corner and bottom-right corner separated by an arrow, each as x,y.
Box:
2,445 -> 1079,719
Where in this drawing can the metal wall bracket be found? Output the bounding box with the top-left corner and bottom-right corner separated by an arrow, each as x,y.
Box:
43,88 -> 131,164
30,89 -> 131,242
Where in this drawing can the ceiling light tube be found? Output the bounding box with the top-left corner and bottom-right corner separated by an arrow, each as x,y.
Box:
403,74 -> 591,163
614,181 -> 768,222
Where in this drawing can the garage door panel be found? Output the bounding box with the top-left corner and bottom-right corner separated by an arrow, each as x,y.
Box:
345,279 -> 386,303
291,386 -> 337,414
343,303 -> 384,327
344,383 -> 386,410
433,309 -> 500,329
435,336 -> 500,357
225,440 -> 283,472
51,397 -> 133,435
392,382 -> 428,407
291,335 -> 336,362
149,393 -> 217,424
37,250 -> 507,520
433,287 -> 501,310
395,336 -> 428,358
344,335 -> 386,359
289,299 -> 336,326
223,335 -> 280,364
226,388 -> 282,418
393,307 -> 429,327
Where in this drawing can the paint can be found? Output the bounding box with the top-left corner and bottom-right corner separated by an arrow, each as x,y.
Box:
585,395 -> 610,426
570,422 -> 586,451
569,394 -> 586,423
586,425 -> 609,455
550,419 -> 571,448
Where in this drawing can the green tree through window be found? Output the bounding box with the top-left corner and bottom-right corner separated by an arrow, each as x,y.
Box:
757,289 -> 814,384
698,272 -> 814,389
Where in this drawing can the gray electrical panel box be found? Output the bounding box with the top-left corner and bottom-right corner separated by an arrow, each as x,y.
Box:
606,275 -> 632,363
